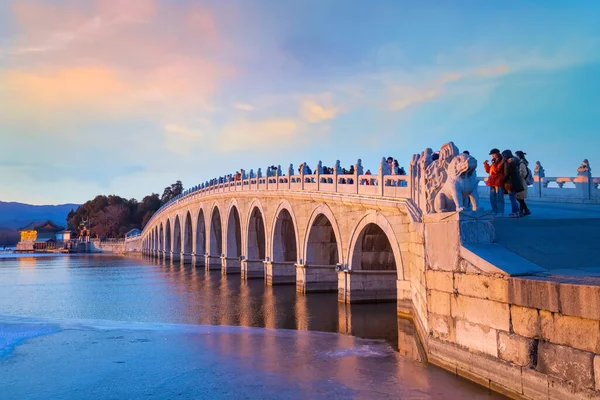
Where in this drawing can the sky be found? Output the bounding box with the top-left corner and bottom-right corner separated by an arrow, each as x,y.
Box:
1,0 -> 599,205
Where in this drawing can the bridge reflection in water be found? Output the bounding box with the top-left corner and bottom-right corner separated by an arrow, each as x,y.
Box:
151,256 -> 422,356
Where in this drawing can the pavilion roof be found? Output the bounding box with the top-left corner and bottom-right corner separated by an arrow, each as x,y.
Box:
19,220 -> 65,233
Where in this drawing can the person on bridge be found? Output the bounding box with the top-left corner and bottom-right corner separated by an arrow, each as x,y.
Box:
515,150 -> 531,217
484,148 -> 506,216
501,150 -> 525,218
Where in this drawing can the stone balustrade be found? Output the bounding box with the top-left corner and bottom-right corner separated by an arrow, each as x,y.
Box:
145,157 -> 412,228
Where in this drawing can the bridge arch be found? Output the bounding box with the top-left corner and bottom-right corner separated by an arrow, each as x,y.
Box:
303,204 -> 343,267
195,207 -> 206,256
154,225 -> 160,251
346,211 -> 404,279
246,199 -> 267,261
271,200 -> 300,263
208,202 -> 223,256
225,199 -> 242,258
165,220 -> 172,254
159,223 -> 164,252
173,215 -> 182,255
155,226 -> 159,251
183,211 -> 193,255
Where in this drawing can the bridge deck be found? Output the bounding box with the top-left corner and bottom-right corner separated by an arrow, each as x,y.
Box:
493,201 -> 600,281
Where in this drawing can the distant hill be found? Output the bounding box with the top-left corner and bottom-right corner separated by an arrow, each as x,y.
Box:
0,201 -> 78,230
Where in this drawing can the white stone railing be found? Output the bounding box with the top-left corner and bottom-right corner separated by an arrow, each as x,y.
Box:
144,149 -> 598,233
477,160 -> 600,203
145,159 -> 412,228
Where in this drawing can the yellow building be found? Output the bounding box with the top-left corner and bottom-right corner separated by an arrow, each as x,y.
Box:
17,221 -> 66,252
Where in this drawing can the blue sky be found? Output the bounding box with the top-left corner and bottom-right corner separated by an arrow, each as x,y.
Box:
1,0 -> 599,204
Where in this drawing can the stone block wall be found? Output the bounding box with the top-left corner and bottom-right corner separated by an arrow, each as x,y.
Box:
398,217 -> 429,350
407,211 -> 600,399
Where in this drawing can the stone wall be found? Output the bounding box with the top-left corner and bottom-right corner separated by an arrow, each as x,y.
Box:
409,211 -> 600,399
100,242 -> 125,254
125,237 -> 142,253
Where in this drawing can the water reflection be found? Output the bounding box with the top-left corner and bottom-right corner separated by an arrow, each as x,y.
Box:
0,254 -> 504,399
151,257 -> 405,351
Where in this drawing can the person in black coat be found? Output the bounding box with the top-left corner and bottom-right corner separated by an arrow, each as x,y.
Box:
501,150 -> 524,218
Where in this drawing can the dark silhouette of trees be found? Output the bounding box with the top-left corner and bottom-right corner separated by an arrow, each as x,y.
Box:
161,180 -> 183,203
67,181 -> 183,239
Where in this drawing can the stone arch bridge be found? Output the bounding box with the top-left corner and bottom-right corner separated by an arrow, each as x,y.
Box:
138,142 -> 600,399
142,167 -> 420,303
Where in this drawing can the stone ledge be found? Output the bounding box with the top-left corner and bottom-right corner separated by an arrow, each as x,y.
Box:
509,278 -> 560,312
522,368 -> 549,400
461,244 -> 547,277
428,338 -> 525,397
559,283 -> 600,321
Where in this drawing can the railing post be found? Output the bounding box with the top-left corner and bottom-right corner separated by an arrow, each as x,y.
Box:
575,159 -> 592,200
333,165 -> 338,193
316,160 -> 322,191
288,164 -> 293,190
534,161 -> 544,198
378,157 -> 385,196
301,162 -> 306,191
265,167 -> 270,191
355,159 -> 362,194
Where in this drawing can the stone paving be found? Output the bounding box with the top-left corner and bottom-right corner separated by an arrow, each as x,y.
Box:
493,201 -> 600,280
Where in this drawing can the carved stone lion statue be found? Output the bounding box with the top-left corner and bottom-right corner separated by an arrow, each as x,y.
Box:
434,153 -> 480,213
419,141 -> 480,214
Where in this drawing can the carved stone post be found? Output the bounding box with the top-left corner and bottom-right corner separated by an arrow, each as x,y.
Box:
533,161 -> 545,198
410,154 -> 420,207
378,157 -> 386,196
257,168 -> 262,191
300,162 -> 306,191
333,160 -> 340,192
316,160 -> 322,191
288,164 -> 293,190
355,159 -> 363,194
575,159 -> 592,200
265,166 -> 270,190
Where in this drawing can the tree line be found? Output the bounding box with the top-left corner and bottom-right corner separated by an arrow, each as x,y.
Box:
66,181 -> 183,239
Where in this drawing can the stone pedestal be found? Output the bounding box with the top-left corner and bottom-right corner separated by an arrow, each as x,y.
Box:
241,259 -> 264,279
221,257 -> 241,275
423,210 -> 494,272
296,264 -> 338,293
205,255 -> 222,271
264,261 -> 296,285
337,270 -> 397,303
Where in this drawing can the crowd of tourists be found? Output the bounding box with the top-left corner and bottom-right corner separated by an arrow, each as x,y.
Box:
483,148 -> 533,218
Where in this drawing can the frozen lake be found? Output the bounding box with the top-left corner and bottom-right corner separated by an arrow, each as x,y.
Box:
0,255 -> 503,399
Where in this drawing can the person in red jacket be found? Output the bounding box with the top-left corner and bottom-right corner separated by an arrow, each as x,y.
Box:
483,148 -> 505,216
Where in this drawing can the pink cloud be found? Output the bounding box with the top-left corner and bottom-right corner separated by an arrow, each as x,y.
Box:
2,0 -> 233,126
